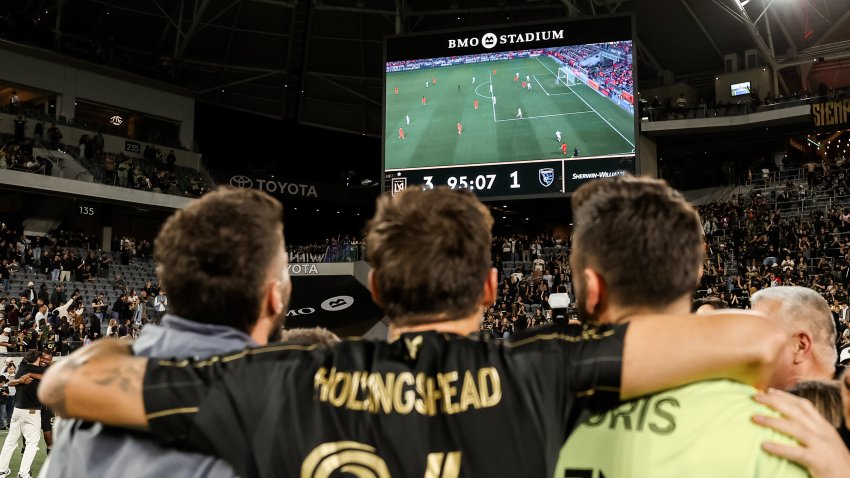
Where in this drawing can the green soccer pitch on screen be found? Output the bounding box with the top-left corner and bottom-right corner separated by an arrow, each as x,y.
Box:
383,17 -> 637,200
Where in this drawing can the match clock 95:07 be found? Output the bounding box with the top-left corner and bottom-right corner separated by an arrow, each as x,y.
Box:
386,160 -> 563,199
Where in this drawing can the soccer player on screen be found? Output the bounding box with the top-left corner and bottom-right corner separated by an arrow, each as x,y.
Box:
561,143 -> 568,156
516,108 -> 523,119
432,77 -> 436,85
555,177 -> 808,478
457,122 -> 463,135
472,76 -> 475,84
527,82 -> 531,91
425,81 -> 428,88
421,96 -> 426,106
514,73 -> 519,82
555,130 -> 562,142
473,99 -> 479,110
394,86 -> 398,95
398,128 -> 405,140
405,115 -> 410,125
522,81 -> 527,89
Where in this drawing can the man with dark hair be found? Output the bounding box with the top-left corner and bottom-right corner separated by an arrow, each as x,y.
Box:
38,352 -> 55,456
42,188 -> 288,478
40,187 -> 784,477
0,350 -> 44,478
556,176 -> 805,478
692,296 -> 730,313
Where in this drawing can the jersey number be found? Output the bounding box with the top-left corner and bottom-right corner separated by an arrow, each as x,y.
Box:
302,441 -> 461,478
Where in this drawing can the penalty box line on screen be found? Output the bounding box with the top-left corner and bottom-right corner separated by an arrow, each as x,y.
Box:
494,110 -> 593,122
532,74 -> 575,96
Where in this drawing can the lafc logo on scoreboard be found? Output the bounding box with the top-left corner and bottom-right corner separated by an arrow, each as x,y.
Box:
391,177 -> 407,196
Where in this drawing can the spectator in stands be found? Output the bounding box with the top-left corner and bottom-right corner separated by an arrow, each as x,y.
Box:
0,329 -> 11,354
112,274 -> 126,293
91,293 -> 106,321
8,91 -> 18,113
751,287 -> 837,390
153,290 -> 167,324
166,150 -> 176,172
46,124 -> 61,150
48,286 -> 65,309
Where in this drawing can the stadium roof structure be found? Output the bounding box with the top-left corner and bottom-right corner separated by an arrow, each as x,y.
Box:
2,0 -> 850,137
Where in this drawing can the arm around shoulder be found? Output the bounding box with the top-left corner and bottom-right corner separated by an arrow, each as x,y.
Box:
620,310 -> 784,400
38,338 -> 149,430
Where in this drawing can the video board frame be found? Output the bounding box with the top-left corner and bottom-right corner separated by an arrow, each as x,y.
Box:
382,14 -> 639,201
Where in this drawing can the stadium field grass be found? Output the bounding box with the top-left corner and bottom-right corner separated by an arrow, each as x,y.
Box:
385,55 -> 635,170
0,430 -> 48,476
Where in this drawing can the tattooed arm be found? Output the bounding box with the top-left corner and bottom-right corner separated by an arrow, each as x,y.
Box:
38,338 -> 149,429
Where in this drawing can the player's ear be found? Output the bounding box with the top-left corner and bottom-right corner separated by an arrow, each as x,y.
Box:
482,268 -> 498,306
791,331 -> 813,364
582,268 -> 604,315
368,270 -> 384,308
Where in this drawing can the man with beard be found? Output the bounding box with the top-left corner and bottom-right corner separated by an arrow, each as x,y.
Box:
556,177 -> 806,477
41,188 -> 286,478
39,187 -> 784,477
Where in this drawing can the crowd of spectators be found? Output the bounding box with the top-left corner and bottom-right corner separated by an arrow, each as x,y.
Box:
0,223 -> 164,361
1,111 -> 209,198
479,234 -> 573,338
1,222 -> 369,358
0,133 -> 51,175
288,235 -> 365,263
548,42 -> 634,95
643,83 -> 849,122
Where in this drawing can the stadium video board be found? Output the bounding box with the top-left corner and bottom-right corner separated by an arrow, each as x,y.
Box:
383,15 -> 637,200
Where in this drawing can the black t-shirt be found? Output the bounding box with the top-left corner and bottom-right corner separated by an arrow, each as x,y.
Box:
144,324 -> 627,478
15,361 -> 45,409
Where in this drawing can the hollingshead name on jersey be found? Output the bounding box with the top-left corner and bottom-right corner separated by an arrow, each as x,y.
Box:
314,367 -> 502,416
448,30 -> 564,49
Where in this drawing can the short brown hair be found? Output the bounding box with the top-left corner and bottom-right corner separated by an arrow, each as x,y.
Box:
155,187 -> 284,332
279,327 -> 341,347
367,187 -> 493,323
571,176 -> 704,308
789,380 -> 843,427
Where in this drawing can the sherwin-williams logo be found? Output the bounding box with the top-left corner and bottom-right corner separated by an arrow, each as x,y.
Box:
448,30 -> 564,49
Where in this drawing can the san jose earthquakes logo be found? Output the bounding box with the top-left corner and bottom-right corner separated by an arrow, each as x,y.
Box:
538,168 -> 555,187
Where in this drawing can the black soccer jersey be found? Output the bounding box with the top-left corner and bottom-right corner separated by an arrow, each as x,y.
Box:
143,324 -> 627,478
